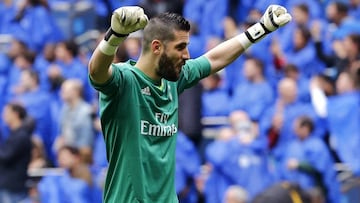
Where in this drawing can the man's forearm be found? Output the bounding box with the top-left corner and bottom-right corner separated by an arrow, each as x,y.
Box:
88,47 -> 115,84
204,5 -> 291,75
204,38 -> 246,74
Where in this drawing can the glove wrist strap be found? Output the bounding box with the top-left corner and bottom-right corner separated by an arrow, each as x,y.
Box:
236,22 -> 270,50
104,28 -> 129,39
99,28 -> 128,56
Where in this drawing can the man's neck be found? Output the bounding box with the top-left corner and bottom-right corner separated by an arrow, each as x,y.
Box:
135,54 -> 161,83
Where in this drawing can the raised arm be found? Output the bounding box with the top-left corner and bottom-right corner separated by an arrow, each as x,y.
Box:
88,6 -> 148,84
204,5 -> 292,74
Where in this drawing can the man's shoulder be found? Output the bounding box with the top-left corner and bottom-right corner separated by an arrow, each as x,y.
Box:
112,62 -> 137,78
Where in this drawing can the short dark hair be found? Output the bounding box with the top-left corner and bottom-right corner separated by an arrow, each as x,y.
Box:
298,115 -> 314,133
296,24 -> 311,43
284,64 -> 299,74
7,102 -> 27,120
142,12 -> 190,52
58,145 -> 80,156
23,69 -> 40,85
62,40 -> 79,57
295,3 -> 309,15
246,57 -> 265,75
334,1 -> 349,15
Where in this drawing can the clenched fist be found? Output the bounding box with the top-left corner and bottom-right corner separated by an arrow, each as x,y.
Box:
237,5 -> 291,49
99,6 -> 148,55
260,5 -> 292,33
111,6 -> 148,36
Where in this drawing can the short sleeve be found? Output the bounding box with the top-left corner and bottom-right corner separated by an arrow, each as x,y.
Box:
177,56 -> 211,94
89,63 -> 125,97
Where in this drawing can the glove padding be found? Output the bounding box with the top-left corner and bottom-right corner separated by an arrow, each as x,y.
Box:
111,6 -> 148,36
245,5 -> 291,43
260,5 -> 292,32
99,6 -> 148,55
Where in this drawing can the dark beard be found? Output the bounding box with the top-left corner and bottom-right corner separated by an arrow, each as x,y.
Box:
156,53 -> 180,81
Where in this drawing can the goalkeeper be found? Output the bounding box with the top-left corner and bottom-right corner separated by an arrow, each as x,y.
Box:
88,5 -> 291,203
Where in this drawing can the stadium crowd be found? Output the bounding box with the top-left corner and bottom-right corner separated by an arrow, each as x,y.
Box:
0,0 -> 360,202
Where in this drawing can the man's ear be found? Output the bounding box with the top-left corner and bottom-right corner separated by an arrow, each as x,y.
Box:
151,40 -> 161,54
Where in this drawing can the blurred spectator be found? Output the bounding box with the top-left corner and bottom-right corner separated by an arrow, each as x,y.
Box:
201,73 -> 230,118
223,185 -> 248,203
280,115 -> 341,203
285,0 -> 323,19
54,79 -> 95,164
38,145 -> 98,203
312,21 -> 360,79
283,63 -> 310,103
0,38 -> 28,77
310,71 -> 360,175
278,3 -> 312,53
33,42 -> 57,91
175,131 -> 202,203
230,57 -> 274,121
0,102 -> 33,203
48,40 -> 91,101
6,0 -> 63,52
260,78 -> 319,161
271,25 -> 325,78
10,69 -> 54,163
325,1 -> 360,40
204,110 -> 272,202
6,48 -> 36,100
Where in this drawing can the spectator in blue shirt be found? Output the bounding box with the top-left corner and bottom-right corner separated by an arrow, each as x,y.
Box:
260,78 -> 319,161
283,64 -> 310,103
7,0 -> 63,52
6,49 -> 36,101
33,42 -> 57,91
205,110 -> 273,202
11,69 -> 54,163
326,1 -> 360,40
49,40 -> 93,102
231,57 -> 274,121
201,73 -> 230,118
271,25 -> 325,78
280,115 -> 341,203
277,3 -> 312,53
0,38 -> 28,77
310,71 -> 360,175
38,145 -> 97,203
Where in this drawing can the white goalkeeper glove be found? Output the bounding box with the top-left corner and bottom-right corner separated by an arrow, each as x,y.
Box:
237,5 -> 292,49
99,6 -> 148,55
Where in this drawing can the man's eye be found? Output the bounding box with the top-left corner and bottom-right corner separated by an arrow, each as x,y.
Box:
177,46 -> 186,51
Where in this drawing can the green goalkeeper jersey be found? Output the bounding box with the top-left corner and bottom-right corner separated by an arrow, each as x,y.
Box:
90,56 -> 210,203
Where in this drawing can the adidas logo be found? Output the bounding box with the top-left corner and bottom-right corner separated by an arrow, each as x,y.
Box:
141,86 -> 151,96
